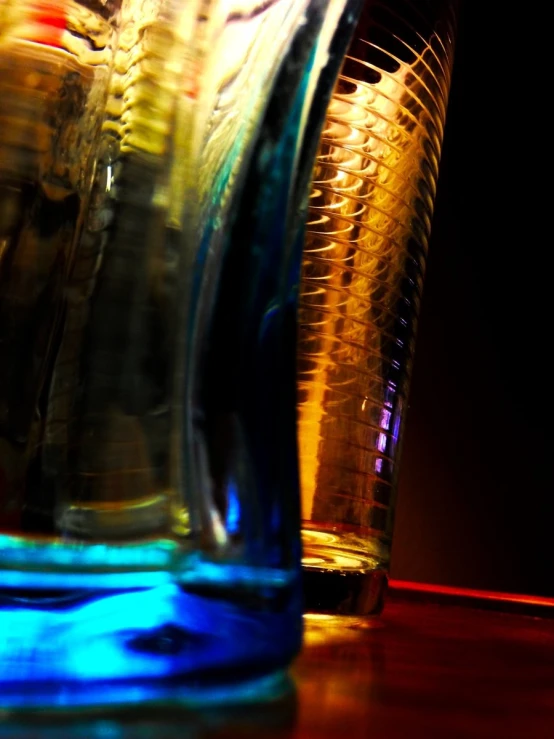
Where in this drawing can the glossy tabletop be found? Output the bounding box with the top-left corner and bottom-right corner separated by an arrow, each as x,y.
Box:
2,583 -> 554,739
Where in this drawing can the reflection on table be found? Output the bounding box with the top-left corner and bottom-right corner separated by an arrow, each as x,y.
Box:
2,584 -> 554,739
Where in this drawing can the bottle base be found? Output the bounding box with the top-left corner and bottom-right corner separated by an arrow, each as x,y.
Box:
301,529 -> 388,615
303,565 -> 388,616
0,537 -> 301,710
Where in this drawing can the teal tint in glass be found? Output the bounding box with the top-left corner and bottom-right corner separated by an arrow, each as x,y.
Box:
0,0 -> 361,708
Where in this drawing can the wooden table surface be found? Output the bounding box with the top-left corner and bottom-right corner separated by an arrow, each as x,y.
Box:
293,585 -> 554,739
3,583 -> 554,739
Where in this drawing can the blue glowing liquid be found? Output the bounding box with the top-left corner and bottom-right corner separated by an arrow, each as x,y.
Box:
0,535 -> 301,709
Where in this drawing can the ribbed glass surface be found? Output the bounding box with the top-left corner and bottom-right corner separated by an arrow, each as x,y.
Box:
298,0 -> 457,581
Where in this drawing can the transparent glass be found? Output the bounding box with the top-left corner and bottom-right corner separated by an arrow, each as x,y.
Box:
0,0 -> 360,707
297,0 -> 458,614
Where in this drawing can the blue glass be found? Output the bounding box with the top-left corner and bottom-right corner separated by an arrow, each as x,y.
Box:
0,0 -> 361,708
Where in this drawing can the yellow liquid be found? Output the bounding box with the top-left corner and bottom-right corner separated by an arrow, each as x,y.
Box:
1,0 -> 330,543
297,1 -> 456,572
0,3 -> 116,530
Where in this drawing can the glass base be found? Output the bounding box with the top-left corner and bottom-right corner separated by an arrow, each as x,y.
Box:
303,566 -> 387,616
1,680 -> 298,735
301,528 -> 388,615
0,536 -> 301,710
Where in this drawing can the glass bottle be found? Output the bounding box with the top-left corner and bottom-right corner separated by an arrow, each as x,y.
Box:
0,0 -> 360,706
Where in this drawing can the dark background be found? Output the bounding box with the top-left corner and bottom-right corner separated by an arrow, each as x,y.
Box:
390,5 -> 554,596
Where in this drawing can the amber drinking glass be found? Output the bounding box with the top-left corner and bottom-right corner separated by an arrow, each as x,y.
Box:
297,0 -> 458,614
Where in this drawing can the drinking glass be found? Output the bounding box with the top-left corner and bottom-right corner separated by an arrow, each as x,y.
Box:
297,0 -> 458,614
0,0 -> 360,707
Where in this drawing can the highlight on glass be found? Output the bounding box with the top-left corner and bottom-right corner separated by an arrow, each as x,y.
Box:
297,0 -> 458,614
0,0 -> 361,707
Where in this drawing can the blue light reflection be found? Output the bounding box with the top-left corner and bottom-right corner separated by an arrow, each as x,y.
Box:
0,574 -> 299,709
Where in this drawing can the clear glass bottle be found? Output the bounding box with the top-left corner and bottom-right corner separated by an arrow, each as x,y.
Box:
0,0 -> 360,707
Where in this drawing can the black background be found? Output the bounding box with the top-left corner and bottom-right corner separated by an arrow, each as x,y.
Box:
390,4 -> 554,595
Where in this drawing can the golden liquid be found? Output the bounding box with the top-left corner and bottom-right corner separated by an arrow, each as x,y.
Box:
1,0 -> 328,543
0,3 -> 118,531
297,1 -> 456,571
0,0 -> 194,538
